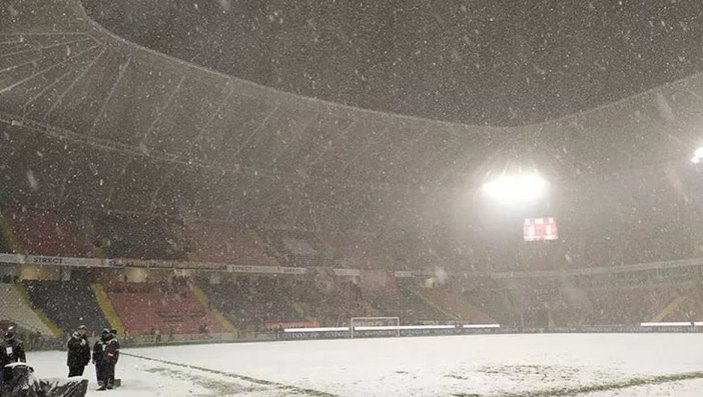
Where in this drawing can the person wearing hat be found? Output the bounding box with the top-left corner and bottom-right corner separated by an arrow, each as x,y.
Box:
92,328 -> 110,391
103,329 -> 119,389
0,327 -> 26,386
108,328 -> 120,387
67,325 -> 91,377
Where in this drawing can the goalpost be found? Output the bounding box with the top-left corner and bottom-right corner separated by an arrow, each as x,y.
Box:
350,316 -> 401,338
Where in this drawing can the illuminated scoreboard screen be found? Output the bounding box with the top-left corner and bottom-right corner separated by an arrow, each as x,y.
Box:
523,217 -> 558,242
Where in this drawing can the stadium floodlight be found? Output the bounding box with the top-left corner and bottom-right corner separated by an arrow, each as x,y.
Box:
691,147 -> 703,164
481,172 -> 547,205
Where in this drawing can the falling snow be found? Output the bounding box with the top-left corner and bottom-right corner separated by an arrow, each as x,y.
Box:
1,1 -> 703,396
26,170 -> 39,190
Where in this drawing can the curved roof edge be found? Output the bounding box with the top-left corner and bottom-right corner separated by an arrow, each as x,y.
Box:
76,0 -> 703,134
75,1 -> 506,134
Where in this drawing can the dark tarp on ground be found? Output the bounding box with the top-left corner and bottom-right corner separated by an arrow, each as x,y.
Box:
2,363 -> 88,397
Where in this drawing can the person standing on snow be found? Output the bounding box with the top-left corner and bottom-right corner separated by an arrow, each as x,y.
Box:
93,328 -> 119,390
67,325 -> 91,377
0,327 -> 26,386
106,329 -> 120,388
92,329 -> 109,390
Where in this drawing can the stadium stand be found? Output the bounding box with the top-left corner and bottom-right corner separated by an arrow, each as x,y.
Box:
284,277 -> 370,327
585,285 -> 677,326
665,286 -> 703,322
470,275 -> 700,328
105,281 -> 223,335
368,282 -> 452,324
263,229 -> 340,267
185,222 -> 277,266
465,287 -> 516,326
0,283 -> 54,335
199,278 -> 304,330
0,234 -> 11,255
0,210 -> 17,254
24,280 -> 108,335
7,208 -> 91,257
94,213 -> 189,260
388,233 -> 449,270
322,235 -> 387,269
416,287 -> 495,323
504,279 -> 565,327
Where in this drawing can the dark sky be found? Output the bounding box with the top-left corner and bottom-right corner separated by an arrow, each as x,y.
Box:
85,0 -> 703,126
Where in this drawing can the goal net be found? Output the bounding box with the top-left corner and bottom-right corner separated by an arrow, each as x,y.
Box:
350,316 -> 400,338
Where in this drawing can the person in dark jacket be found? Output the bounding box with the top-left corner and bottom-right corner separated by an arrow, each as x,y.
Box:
67,325 -> 91,377
0,327 -> 26,386
92,329 -> 108,391
103,330 -> 119,390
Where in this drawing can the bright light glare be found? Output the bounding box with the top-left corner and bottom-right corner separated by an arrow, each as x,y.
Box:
692,147 -> 703,164
482,172 -> 548,205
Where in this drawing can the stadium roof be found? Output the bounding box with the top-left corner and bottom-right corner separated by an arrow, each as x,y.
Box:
85,0 -> 703,127
0,0 -> 701,232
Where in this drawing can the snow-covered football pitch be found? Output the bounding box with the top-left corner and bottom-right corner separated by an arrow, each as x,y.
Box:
27,333 -> 703,396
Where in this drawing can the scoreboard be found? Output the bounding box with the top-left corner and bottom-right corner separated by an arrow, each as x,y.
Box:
523,217 -> 558,242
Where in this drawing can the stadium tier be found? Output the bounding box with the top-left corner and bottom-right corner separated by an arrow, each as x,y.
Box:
464,288 -> 515,326
94,213 -> 188,260
23,280 -> 108,335
584,285 -> 678,326
417,288 -> 495,324
264,230 -> 327,267
6,208 -> 90,257
369,285 -> 452,324
199,278 -> 304,330
105,282 -> 223,336
283,278 -> 370,327
0,283 -> 54,336
320,235 -> 379,269
2,267 -> 703,337
185,222 -> 277,266
665,288 -> 703,322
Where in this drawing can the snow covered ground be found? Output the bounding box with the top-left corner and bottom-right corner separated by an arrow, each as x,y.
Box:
25,333 -> 703,396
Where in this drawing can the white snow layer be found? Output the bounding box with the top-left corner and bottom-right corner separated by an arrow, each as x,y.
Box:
25,333 -> 703,396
